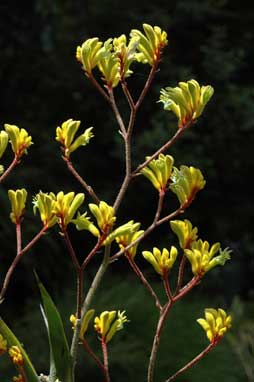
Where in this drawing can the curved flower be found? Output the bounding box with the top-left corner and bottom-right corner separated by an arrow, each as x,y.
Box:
197,308 -> 232,343
114,221 -> 144,259
70,309 -> 95,339
4,124 -> 33,158
8,189 -> 27,224
142,246 -> 178,276
113,34 -> 139,80
94,310 -> 128,343
0,130 -> 8,159
53,191 -> 84,228
9,346 -> 24,366
130,24 -> 168,66
184,239 -> 231,277
56,119 -> 93,158
160,79 -> 214,128
33,191 -> 57,227
76,37 -> 104,75
170,165 -> 206,207
170,219 -> 198,249
89,201 -> 116,233
141,154 -> 174,192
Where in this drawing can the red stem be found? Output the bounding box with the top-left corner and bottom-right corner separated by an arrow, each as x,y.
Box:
101,339 -> 111,382
82,338 -> 105,374
128,256 -> 162,311
0,155 -> 19,183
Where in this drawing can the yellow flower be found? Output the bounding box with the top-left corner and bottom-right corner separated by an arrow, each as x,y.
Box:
130,24 -> 168,66
89,201 -> 116,233
9,346 -> 24,366
115,221 -> 144,259
141,154 -> 174,192
97,39 -> 121,88
197,308 -> 232,343
94,310 -> 128,343
76,37 -> 104,75
70,309 -> 95,339
13,374 -> 25,382
0,130 -> 8,159
56,119 -> 93,158
113,34 -> 139,80
160,79 -> 214,128
170,219 -> 198,249
8,189 -> 27,224
0,334 -> 7,355
184,239 -> 231,277
33,191 -> 57,227
170,165 -> 206,207
4,124 -> 33,158
53,191 -> 85,228
142,246 -> 178,276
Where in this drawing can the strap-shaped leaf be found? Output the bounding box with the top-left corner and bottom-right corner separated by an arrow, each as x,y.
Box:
37,274 -> 73,382
0,317 -> 38,382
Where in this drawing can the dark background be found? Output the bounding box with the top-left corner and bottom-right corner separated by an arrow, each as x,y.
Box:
0,0 -> 254,381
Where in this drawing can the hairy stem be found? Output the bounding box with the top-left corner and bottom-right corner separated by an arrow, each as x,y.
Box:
0,225 -> 48,303
0,155 -> 19,183
148,301 -> 173,382
175,255 -> 187,294
165,341 -> 217,381
101,339 -> 111,382
64,157 -> 100,204
128,257 -> 162,310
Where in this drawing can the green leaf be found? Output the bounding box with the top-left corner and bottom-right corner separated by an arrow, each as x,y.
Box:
0,318 -> 39,382
36,273 -> 73,382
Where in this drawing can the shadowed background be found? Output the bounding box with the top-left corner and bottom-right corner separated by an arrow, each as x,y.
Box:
0,0 -> 253,381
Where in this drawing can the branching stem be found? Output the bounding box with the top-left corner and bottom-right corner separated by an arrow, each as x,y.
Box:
0,155 -> 19,183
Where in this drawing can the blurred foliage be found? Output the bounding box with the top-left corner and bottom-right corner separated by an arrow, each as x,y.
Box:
0,275 -> 246,381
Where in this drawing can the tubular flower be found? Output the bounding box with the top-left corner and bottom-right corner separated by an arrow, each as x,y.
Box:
113,34 -> 139,80
8,189 -> 28,224
130,23 -> 168,66
56,119 -> 94,158
0,130 -> 8,159
170,165 -> 206,207
70,309 -> 95,339
184,239 -> 231,277
114,221 -> 144,259
9,346 -> 24,366
197,308 -> 232,343
142,246 -> 178,276
53,191 -> 84,228
159,79 -> 214,128
141,154 -> 174,192
72,212 -> 100,237
76,37 -> 104,75
94,310 -> 128,343
102,220 -> 142,247
89,201 -> 116,234
33,191 -> 57,227
170,219 -> 198,249
97,39 -> 121,88
4,124 -> 33,158
0,334 -> 7,355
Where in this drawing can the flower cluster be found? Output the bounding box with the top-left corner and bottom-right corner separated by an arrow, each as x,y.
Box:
142,246 -> 178,276
94,310 -> 128,343
76,24 -> 167,87
141,154 -> 174,192
197,308 -> 232,343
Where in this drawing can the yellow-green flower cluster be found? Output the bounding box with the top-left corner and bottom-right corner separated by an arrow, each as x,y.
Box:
0,334 -> 7,355
184,239 -> 231,277
4,124 -> 33,158
130,24 -> 168,66
94,310 -> 128,343
9,345 -> 24,366
33,191 -> 57,227
76,24 -> 167,87
52,192 -> 84,228
197,308 -> 232,343
170,219 -> 198,249
160,79 -> 214,128
0,130 -> 8,160
141,154 -> 174,192
56,119 -> 94,158
115,221 -> 144,259
70,309 -> 95,340
142,246 -> 178,276
170,165 -> 206,207
8,189 -> 27,224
